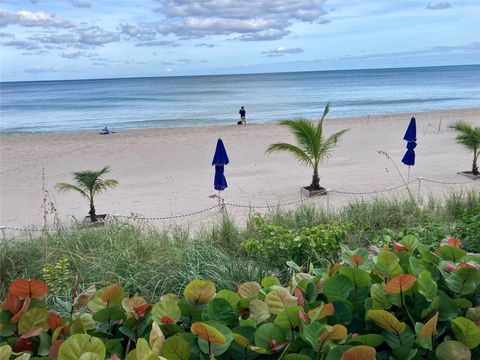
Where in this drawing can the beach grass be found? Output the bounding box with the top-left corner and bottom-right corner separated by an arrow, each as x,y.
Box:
1,190 -> 478,301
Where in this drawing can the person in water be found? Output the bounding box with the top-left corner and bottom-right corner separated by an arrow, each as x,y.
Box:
239,106 -> 246,125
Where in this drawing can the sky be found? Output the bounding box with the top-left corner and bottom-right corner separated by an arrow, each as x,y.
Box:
0,0 -> 479,81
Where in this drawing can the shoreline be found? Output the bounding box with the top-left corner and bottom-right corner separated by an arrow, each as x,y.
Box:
1,107 -> 479,136
1,107 -> 479,228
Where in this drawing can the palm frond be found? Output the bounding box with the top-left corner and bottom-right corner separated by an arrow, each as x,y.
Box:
55,183 -> 89,199
279,119 -> 319,156
93,179 -> 119,194
449,122 -> 480,152
266,143 -> 312,166
316,103 -> 330,137
317,129 -> 349,162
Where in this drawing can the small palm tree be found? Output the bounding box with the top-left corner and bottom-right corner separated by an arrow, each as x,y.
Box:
56,166 -> 118,222
267,103 -> 349,190
449,121 -> 480,175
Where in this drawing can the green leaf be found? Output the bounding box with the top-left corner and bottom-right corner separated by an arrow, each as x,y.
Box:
18,306 -> 48,335
87,285 -> 125,312
57,334 -> 106,360
392,347 -> 417,360
261,276 -> 281,291
0,345 -> 12,359
366,310 -> 406,333
197,322 -> 233,357
438,292 -> 460,321
446,267 -> 480,295
436,341 -> 471,360
370,283 -> 391,310
339,267 -> 371,288
299,321 -> 324,352
216,290 -> 240,311
466,307 -> 480,322
417,270 -> 438,301
323,275 -> 353,302
438,246 -> 467,262
324,345 -> 352,360
284,355 -> 312,360
206,298 -> 237,326
375,250 -> 402,278
400,235 -> 419,252
348,334 -> 384,347
91,305 -> 125,322
248,299 -> 271,324
0,310 -> 16,336
152,300 -> 182,324
274,306 -> 302,330
160,336 -> 192,360
254,323 -> 286,354
382,326 -> 415,349
452,316 -> 480,349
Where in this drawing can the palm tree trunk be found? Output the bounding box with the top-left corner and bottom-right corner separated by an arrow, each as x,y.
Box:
89,200 -> 97,222
473,150 -> 479,175
310,166 -> 320,190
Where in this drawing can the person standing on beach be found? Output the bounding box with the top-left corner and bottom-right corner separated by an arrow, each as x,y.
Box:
239,106 -> 246,124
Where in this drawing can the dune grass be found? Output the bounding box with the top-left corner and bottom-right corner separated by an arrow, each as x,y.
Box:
1,190 -> 478,300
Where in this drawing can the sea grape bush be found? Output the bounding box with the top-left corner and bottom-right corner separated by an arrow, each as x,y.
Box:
1,236 -> 479,359
453,206 -> 480,253
242,216 -> 348,268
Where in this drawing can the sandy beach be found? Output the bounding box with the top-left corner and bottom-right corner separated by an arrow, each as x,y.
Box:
1,108 -> 479,229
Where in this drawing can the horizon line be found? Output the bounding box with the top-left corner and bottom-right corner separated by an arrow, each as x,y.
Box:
1,63 -> 479,84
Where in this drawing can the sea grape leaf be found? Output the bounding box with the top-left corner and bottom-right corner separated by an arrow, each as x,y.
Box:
261,276 -> 281,291
264,287 -> 297,315
299,321 -> 324,351
438,291 -> 460,321
283,355 -> 312,360
408,257 -> 425,276
339,268 -> 371,288
323,275 -> 353,302
400,235 -> 419,252
325,345 -> 352,360
419,311 -> 439,338
307,303 -> 334,321
436,340 -> 471,360
206,298 -> 237,326
340,345 -> 376,360
254,323 -> 286,354
274,306 -> 302,330
392,347 -> 417,360
319,324 -> 348,341
18,306 -> 48,335
370,284 -> 391,310
87,285 -> 125,312
178,299 -> 202,324
196,322 -> 232,357
418,270 -> 438,301
415,322 -> 432,350
160,336 -> 192,360
445,267 -> 480,295
382,325 -> 415,349
0,345 -> 12,359
248,299 -> 271,324
152,300 -> 182,325
57,334 -> 106,360
191,322 -> 226,345
332,301 -> 353,325
384,274 -> 416,294
216,290 -> 240,310
341,248 -> 369,269
91,305 -> 125,322
237,282 -> 261,299
375,250 -> 402,278
183,279 -> 216,305
438,246 -> 467,262
366,310 -> 405,333
348,334 -> 384,347
452,316 -> 480,349
466,307 -> 480,322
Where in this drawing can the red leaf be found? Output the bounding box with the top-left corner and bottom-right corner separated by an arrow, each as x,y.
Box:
393,242 -> 410,252
350,255 -> 363,266
10,296 -> 31,323
160,315 -> 175,324
48,340 -> 64,358
12,338 -> 33,353
133,303 -> 150,318
47,312 -> 63,330
293,287 -> 304,307
3,293 -> 21,315
9,279 -> 48,299
384,274 -> 416,294
447,238 -> 462,247
270,339 -> 289,351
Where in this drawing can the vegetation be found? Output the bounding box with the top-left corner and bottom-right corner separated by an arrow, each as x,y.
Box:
56,166 -> 119,222
266,103 -> 349,190
449,121 -> 480,175
1,237 -> 479,359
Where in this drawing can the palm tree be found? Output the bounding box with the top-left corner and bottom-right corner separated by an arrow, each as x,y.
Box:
449,122 -> 480,175
266,103 -> 349,190
56,166 -> 118,222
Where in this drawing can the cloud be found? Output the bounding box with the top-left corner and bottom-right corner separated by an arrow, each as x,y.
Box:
0,32 -> 14,38
78,26 -> 119,45
178,58 -> 191,63
0,10 -> 74,28
120,23 -> 157,41
70,0 -> 91,8
3,39 -> 41,50
426,2 -> 452,10
61,50 -> 97,58
195,42 -> 215,48
30,33 -> 77,44
262,47 -> 304,57
135,40 -> 179,47
24,66 -> 58,73
154,0 -> 328,40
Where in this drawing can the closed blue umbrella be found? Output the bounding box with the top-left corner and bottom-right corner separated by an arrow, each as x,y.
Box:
212,138 -> 229,192
401,117 -> 417,180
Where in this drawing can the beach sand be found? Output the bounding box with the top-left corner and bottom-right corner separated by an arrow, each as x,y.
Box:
1,108 -> 479,230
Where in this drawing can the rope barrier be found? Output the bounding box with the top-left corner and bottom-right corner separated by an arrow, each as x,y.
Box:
1,176 -> 477,234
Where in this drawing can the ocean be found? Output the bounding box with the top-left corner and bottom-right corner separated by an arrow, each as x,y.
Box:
1,65 -> 479,133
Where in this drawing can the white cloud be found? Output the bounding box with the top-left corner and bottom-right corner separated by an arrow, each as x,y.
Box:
135,40 -> 179,47
262,47 -> 304,57
70,0 -> 91,8
0,10 -> 74,28
426,2 -> 452,10
78,26 -> 119,45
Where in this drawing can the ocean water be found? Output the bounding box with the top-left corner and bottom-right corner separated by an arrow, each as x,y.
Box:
1,65 -> 479,133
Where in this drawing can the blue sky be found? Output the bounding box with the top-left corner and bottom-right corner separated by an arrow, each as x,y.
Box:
1,0 -> 479,81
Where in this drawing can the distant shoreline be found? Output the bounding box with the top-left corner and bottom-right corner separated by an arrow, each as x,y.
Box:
1,107 -> 479,136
